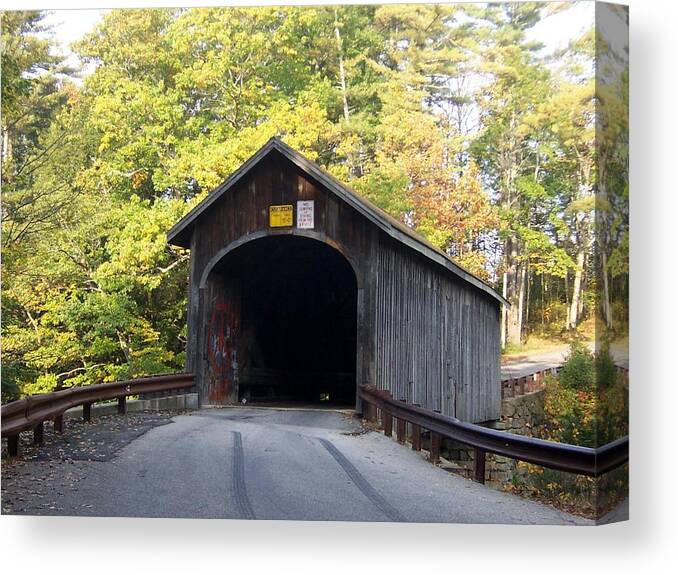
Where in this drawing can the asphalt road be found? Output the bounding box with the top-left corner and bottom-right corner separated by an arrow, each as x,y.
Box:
500,343 -> 629,380
42,408 -> 590,524
501,348 -> 573,380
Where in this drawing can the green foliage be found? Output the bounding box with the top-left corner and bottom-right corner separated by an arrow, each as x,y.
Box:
559,342 -> 596,393
543,343 -> 627,448
1,11 -> 59,122
595,342 -> 618,392
1,376 -> 21,403
543,373 -> 596,446
514,342 -> 628,516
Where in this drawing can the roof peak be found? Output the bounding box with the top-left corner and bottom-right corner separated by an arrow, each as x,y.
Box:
166,138 -> 507,306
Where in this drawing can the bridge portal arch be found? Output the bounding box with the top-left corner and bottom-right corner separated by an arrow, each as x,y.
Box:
199,233 -> 359,406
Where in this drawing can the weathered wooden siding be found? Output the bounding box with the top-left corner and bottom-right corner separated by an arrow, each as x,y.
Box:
181,148 -> 500,423
190,153 -> 374,280
373,236 -> 501,422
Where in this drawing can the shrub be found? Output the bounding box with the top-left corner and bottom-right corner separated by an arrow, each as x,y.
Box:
543,343 -> 627,448
559,342 -> 595,392
516,345 -> 629,516
543,374 -> 597,447
595,343 -> 618,392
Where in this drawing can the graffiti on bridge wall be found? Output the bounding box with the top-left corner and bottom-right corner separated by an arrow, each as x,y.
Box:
207,296 -> 239,403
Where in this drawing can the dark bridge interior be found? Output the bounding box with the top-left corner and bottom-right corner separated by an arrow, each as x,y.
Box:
212,235 -> 357,406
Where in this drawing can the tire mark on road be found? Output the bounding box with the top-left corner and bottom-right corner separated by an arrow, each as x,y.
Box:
232,431 -> 255,520
317,437 -> 407,522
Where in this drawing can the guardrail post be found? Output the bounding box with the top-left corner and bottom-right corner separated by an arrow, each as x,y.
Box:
369,402 -> 377,422
363,401 -> 370,422
474,448 -> 486,484
383,410 -> 393,437
117,396 -> 127,415
396,417 -> 405,444
8,435 -> 19,457
83,402 -> 92,422
396,398 -> 406,444
428,409 -> 442,463
54,414 -> 64,434
429,432 -> 441,464
411,404 -> 421,451
33,421 -> 44,445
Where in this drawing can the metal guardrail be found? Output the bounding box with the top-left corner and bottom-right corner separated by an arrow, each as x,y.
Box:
3,374 -> 628,485
1,373 -> 195,457
358,384 -> 629,484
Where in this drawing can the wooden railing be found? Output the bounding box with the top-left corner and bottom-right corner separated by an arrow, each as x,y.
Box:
501,365 -> 629,399
358,385 -> 628,484
1,373 -> 195,457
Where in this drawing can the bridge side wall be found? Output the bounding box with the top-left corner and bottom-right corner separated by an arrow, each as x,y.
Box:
372,236 -> 501,422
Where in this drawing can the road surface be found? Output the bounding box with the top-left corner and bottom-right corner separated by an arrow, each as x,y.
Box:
501,348 -> 573,380
26,408 -> 589,524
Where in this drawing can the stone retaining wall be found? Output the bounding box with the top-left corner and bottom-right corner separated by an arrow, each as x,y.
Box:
440,389 -> 545,487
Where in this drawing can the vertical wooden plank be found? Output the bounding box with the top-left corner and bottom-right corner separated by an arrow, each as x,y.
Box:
247,175 -> 257,234
186,229 -> 199,376
396,419 -> 406,444
83,402 -> 92,422
54,414 -> 64,434
411,424 -> 421,451
117,396 -> 127,415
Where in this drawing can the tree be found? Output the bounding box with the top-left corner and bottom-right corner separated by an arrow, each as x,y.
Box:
1,11 -> 79,400
473,2 -> 553,345
545,32 -> 597,329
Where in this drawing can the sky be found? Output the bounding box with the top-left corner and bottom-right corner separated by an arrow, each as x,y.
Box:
40,1 -> 595,76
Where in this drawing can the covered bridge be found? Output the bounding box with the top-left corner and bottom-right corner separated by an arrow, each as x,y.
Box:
167,138 -> 506,423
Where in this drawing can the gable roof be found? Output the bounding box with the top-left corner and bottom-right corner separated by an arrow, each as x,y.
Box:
167,137 -> 507,306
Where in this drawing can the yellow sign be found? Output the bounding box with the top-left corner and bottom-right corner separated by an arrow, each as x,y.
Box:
269,204 -> 293,227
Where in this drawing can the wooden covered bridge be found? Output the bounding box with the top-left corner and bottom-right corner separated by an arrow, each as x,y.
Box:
167,138 -> 507,423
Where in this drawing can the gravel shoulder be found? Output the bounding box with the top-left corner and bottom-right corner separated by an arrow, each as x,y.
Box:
1,410 -> 182,515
